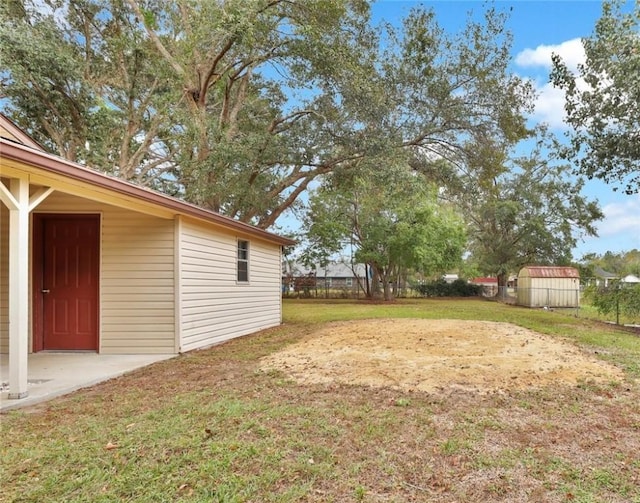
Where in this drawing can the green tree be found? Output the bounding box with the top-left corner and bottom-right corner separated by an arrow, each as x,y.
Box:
448,131 -> 603,289
1,0 -> 374,210
551,0 -> 640,194
585,283 -> 640,324
2,1 -> 533,230
624,250 -> 640,276
0,0 -> 176,187
579,249 -> 640,277
303,166 -> 466,301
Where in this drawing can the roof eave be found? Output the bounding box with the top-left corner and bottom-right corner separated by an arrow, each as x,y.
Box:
0,138 -> 296,247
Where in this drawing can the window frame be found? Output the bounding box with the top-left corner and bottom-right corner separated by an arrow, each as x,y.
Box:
237,239 -> 249,283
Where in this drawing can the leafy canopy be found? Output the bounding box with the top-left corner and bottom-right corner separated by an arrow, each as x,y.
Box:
303,164 -> 466,300
437,129 -> 603,285
1,0 -> 533,229
551,0 -> 640,194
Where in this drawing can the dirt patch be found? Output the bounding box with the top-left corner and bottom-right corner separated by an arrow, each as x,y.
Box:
260,319 -> 624,393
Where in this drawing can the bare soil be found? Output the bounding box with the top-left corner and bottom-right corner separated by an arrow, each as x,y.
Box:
260,318 -> 624,393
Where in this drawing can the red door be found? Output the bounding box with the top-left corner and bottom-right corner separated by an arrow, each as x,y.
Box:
35,215 -> 99,351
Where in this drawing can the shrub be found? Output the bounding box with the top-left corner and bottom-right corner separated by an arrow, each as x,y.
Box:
584,283 -> 640,323
414,279 -> 482,297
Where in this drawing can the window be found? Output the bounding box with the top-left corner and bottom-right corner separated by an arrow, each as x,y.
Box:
346,278 -> 353,287
237,240 -> 249,282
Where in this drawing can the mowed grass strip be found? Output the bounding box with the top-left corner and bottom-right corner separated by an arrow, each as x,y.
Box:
1,299 -> 638,502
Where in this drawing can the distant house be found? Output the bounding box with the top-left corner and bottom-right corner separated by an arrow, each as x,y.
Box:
442,274 -> 459,284
470,277 -> 498,296
517,266 -> 580,308
593,267 -> 618,287
283,261 -> 366,295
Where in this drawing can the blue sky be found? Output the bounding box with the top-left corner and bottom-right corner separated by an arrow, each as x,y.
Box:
370,0 -> 640,259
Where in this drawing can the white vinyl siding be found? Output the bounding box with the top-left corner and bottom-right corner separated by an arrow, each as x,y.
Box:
2,189 -> 284,356
0,203 -> 8,353
179,218 -> 282,352
36,192 -> 176,354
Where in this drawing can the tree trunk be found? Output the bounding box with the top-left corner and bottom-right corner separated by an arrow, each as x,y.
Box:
365,264 -> 371,298
369,265 -> 382,299
497,272 -> 508,298
382,279 -> 393,301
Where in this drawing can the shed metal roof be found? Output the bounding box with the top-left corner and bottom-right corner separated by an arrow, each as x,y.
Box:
520,266 -> 579,278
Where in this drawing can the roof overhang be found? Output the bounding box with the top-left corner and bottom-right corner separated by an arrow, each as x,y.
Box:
0,138 -> 296,247
0,115 -> 46,150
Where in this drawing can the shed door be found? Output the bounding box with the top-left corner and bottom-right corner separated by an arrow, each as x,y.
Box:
37,215 -> 99,351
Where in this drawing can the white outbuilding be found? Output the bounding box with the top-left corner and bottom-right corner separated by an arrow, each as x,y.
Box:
1,114 -> 295,401
517,266 -> 580,308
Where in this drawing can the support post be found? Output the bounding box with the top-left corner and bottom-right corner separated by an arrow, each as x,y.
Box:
8,177 -> 30,399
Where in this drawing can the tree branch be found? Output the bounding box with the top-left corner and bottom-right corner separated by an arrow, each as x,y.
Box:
124,0 -> 185,77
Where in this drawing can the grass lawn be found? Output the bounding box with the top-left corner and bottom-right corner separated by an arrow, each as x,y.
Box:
577,302 -> 640,327
2,298 -> 640,502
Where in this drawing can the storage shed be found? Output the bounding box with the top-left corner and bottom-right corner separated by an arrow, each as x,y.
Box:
516,266 -> 580,308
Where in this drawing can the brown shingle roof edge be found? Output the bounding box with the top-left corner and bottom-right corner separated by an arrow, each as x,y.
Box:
0,138 -> 296,247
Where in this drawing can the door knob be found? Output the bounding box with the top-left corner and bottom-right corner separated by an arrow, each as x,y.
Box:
41,289 -> 50,293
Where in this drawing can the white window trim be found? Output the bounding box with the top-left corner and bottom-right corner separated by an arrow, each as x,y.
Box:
237,239 -> 249,283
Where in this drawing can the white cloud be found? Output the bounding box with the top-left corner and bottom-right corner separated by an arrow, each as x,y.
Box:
598,195 -> 640,240
527,73 -> 593,131
515,38 -> 585,71
529,80 -> 568,129
515,39 -> 590,130
576,195 -> 640,256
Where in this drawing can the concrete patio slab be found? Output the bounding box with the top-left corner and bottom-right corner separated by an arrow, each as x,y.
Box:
0,353 -> 175,412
